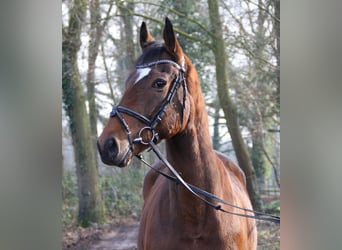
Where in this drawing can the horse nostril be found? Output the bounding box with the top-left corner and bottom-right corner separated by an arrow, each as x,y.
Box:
104,137 -> 119,159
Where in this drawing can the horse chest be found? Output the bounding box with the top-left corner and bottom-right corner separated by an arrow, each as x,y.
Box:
140,208 -> 230,249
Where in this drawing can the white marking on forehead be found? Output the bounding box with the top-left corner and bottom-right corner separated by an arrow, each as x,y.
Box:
181,56 -> 185,69
134,67 -> 152,84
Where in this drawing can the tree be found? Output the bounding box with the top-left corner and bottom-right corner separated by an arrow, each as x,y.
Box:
222,0 -> 280,187
86,0 -> 114,159
207,0 -> 262,210
62,0 -> 105,227
274,0 -> 280,110
86,0 -> 102,163
118,1 -> 136,72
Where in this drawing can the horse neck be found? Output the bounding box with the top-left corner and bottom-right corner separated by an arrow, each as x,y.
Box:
164,83 -> 225,226
165,62 -> 221,195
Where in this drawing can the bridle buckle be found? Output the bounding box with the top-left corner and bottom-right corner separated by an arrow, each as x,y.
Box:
133,126 -> 158,145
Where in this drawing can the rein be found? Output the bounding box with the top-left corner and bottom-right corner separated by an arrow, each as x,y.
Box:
136,143 -> 280,224
109,59 -> 280,224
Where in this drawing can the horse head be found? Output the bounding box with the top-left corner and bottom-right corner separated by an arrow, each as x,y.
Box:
97,18 -> 191,167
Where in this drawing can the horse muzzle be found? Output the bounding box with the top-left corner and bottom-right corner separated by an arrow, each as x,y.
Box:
97,137 -> 132,167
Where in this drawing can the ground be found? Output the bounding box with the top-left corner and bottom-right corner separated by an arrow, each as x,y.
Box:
63,217 -> 280,250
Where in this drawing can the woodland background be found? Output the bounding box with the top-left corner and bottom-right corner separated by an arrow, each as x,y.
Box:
62,0 -> 280,245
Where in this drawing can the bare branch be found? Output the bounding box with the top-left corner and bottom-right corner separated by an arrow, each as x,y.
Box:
116,1 -> 213,49
245,0 -> 280,23
123,0 -> 215,37
100,41 -> 116,105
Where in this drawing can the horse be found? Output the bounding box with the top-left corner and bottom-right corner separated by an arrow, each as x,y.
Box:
97,17 -> 257,250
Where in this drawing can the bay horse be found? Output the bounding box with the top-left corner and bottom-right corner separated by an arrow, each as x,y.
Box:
97,18 -> 257,250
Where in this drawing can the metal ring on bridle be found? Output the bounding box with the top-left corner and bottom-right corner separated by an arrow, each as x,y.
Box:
137,126 -> 157,145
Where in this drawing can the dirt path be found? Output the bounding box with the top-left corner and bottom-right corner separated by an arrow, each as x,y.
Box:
88,222 -> 139,250
63,220 -> 139,250
64,220 -> 279,250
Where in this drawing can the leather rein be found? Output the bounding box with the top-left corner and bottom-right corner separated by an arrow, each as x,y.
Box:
109,59 -> 280,224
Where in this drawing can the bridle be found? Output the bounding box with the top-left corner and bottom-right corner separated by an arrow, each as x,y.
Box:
109,59 -> 187,153
109,59 -> 280,224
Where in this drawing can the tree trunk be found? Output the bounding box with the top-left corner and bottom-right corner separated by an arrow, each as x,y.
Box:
250,125 -> 266,179
274,0 -> 280,109
62,0 -> 105,227
118,2 -> 135,75
86,0 -> 102,167
123,2 -> 135,70
86,0 -> 102,150
207,0 -> 262,210
212,100 -> 221,151
249,0 -> 268,187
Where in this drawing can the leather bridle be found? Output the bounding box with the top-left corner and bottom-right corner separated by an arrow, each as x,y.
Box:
109,59 -> 187,153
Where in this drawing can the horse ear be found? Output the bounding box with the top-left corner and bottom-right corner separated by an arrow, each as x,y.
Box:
140,21 -> 154,49
163,17 -> 184,62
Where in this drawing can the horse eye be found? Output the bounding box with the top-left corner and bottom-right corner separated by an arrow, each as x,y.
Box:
152,79 -> 167,89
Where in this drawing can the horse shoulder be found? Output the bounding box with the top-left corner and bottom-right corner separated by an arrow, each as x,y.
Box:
215,150 -> 247,187
215,151 -> 257,249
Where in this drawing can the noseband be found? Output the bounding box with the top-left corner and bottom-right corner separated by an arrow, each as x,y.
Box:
109,59 -> 187,153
